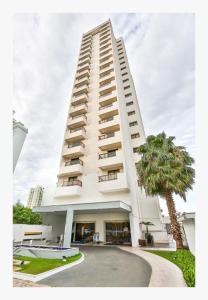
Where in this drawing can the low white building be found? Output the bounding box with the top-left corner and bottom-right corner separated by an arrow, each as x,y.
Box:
13,117 -> 28,172
179,212 -> 195,255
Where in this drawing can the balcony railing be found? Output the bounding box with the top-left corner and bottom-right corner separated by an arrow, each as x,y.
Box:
60,180 -> 82,187
99,103 -> 113,110
98,132 -> 115,140
68,141 -> 85,148
71,114 -> 87,120
98,173 -> 117,182
99,116 -> 114,124
70,127 -> 86,133
65,159 -> 83,166
99,151 -> 116,159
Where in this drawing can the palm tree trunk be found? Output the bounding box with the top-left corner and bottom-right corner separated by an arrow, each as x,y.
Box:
164,189 -> 183,249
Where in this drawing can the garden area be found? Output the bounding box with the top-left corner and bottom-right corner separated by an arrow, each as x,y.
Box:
147,249 -> 195,287
13,253 -> 82,275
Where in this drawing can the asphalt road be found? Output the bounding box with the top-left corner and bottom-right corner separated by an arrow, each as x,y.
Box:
39,246 -> 152,287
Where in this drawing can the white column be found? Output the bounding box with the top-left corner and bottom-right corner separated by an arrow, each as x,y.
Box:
63,209 -> 74,247
129,212 -> 141,247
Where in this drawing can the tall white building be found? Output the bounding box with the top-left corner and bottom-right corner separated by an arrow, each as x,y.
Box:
13,117 -> 28,172
27,186 -> 44,209
34,20 -> 167,247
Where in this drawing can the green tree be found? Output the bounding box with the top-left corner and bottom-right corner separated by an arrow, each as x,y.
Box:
136,132 -> 195,249
13,201 -> 42,225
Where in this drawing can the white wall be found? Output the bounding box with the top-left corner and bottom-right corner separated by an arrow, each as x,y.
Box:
13,224 -> 52,242
182,219 -> 195,255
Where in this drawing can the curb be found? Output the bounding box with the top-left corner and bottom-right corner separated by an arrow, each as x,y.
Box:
118,246 -> 187,287
13,252 -> 85,283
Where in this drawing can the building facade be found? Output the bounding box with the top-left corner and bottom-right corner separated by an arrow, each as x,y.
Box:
34,20 -> 168,247
27,186 -> 44,209
13,117 -> 28,172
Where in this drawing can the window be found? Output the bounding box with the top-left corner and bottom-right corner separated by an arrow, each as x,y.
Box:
125,93 -> 132,98
119,56 -> 124,61
119,51 -> 124,56
123,78 -> 129,83
129,121 -> 138,127
128,111 -> 135,116
121,66 -> 126,71
133,147 -> 139,153
131,133 -> 140,139
117,47 -> 122,52
122,72 -> 128,76
124,85 -> 130,90
126,101 -> 133,106
120,61 -> 125,66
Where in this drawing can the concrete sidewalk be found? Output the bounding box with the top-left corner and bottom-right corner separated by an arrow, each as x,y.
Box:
119,246 -> 187,287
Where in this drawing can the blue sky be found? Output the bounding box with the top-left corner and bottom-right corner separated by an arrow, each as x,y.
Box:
13,13 -> 195,215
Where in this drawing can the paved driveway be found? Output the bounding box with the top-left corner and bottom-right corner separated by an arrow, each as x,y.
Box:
39,246 -> 152,287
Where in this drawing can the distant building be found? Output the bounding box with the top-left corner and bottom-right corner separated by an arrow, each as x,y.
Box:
27,186 -> 44,209
13,117 -> 28,172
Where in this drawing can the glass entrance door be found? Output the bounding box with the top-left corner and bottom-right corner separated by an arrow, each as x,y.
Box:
106,222 -> 131,245
75,223 -> 95,243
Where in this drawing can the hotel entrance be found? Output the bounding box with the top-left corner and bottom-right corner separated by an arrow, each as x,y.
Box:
105,222 -> 131,245
74,222 -> 95,243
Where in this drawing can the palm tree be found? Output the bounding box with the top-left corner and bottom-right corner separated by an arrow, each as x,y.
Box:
140,221 -> 154,236
136,132 -> 195,249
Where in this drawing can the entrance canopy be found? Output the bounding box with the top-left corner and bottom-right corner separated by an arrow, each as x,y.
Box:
33,201 -> 131,214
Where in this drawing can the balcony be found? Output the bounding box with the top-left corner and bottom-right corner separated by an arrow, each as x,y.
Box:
58,159 -> 84,177
98,100 -> 118,118
70,103 -> 88,117
98,131 -> 121,150
65,128 -> 86,142
73,84 -> 89,96
100,28 -> 111,37
99,53 -> 112,64
100,60 -> 113,72
80,43 -> 91,53
100,37 -> 111,47
99,70 -> 115,83
100,48 -> 112,58
98,172 -> 129,193
77,63 -> 90,73
98,115 -> 120,134
74,77 -> 89,87
79,53 -> 91,63
100,43 -> 111,52
81,39 -> 92,48
67,115 -> 87,129
98,149 -> 123,170
71,93 -> 88,106
55,180 -> 82,198
62,142 -> 85,158
76,69 -> 90,81
100,33 -> 110,42
78,58 -> 91,68
79,48 -> 91,59
99,81 -> 116,95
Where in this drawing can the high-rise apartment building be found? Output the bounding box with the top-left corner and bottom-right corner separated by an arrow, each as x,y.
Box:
27,186 -> 44,209
34,20 -> 167,247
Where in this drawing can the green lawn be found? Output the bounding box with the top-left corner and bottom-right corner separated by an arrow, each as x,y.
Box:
14,253 -> 82,275
147,249 -> 195,287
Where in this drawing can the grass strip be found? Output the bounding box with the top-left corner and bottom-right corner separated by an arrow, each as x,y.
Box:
147,249 -> 195,287
14,253 -> 82,275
